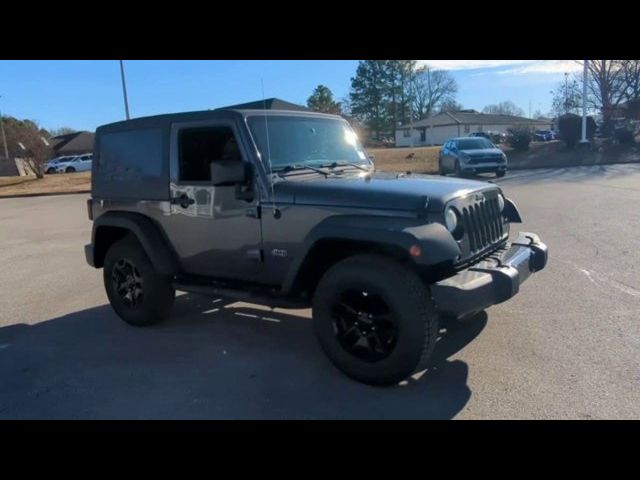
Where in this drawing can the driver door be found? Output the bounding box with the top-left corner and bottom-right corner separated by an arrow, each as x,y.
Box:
162,120 -> 264,281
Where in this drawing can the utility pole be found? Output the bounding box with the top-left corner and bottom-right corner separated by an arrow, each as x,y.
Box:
580,60 -> 589,144
0,95 -> 9,158
564,72 -> 570,115
119,60 -> 131,120
409,66 -> 414,148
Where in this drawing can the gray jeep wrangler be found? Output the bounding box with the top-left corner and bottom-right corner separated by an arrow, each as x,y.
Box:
85,108 -> 547,386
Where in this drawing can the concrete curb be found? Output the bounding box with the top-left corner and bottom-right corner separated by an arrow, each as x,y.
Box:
0,190 -> 91,200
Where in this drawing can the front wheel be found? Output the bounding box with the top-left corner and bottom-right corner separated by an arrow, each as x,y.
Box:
312,254 -> 439,386
496,170 -> 506,178
103,236 -> 175,327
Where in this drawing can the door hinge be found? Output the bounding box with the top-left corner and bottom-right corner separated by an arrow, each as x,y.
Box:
245,206 -> 261,219
246,249 -> 264,262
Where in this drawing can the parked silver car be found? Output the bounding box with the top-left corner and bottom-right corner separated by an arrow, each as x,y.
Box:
439,137 -> 507,178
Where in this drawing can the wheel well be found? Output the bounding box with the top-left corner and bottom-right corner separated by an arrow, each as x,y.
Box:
291,239 -> 415,298
93,226 -> 132,268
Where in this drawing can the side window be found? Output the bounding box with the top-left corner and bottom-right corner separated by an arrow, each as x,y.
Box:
178,126 -> 242,182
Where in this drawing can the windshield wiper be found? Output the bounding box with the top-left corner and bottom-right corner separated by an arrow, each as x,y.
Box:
273,164 -> 330,178
320,161 -> 371,172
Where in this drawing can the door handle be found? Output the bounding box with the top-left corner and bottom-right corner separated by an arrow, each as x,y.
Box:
170,194 -> 195,209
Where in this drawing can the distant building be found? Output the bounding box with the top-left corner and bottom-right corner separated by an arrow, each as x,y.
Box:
395,110 -> 552,147
218,98 -> 309,112
50,131 -> 95,157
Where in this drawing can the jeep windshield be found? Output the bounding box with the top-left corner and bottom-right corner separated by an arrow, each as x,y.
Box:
246,115 -> 372,174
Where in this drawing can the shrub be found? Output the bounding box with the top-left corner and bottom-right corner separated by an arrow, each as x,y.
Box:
614,128 -> 635,145
506,127 -> 531,151
558,114 -> 596,148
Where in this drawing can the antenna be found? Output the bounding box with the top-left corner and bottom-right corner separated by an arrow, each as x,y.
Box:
262,79 -> 280,219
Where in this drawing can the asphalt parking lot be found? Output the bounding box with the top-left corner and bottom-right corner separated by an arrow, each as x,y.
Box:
1,164 -> 639,419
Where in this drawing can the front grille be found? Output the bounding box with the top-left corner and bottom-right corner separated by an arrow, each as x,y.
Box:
467,156 -> 503,165
460,197 -> 505,254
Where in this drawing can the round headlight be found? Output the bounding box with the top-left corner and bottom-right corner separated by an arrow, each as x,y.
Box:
445,207 -> 458,232
497,193 -> 505,212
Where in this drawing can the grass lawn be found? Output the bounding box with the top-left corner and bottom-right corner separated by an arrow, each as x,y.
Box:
370,146 -> 440,174
0,172 -> 91,198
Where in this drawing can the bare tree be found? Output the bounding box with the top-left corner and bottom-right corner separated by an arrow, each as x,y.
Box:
586,60 -> 627,130
438,99 -> 464,113
411,66 -> 458,120
21,134 -> 52,179
3,116 -> 52,178
482,101 -> 525,117
49,127 -> 78,137
621,60 -> 640,102
550,74 -> 583,117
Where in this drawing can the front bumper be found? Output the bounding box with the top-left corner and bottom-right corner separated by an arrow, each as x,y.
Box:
431,232 -> 547,318
461,164 -> 507,174
84,244 -> 95,267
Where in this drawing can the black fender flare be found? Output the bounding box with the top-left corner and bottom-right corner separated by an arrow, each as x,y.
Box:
281,215 -> 461,292
504,198 -> 522,223
91,212 -> 179,275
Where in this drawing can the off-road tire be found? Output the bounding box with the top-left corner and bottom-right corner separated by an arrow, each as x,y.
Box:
312,254 -> 439,386
103,236 -> 175,327
65,167 -> 76,173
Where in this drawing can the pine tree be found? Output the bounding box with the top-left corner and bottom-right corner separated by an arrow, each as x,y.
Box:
307,85 -> 342,114
349,60 -> 391,140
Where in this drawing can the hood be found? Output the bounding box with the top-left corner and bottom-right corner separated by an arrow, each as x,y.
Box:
459,148 -> 504,157
274,171 -> 498,212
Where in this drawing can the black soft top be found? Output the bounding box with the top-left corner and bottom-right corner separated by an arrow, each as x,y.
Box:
96,109 -> 341,134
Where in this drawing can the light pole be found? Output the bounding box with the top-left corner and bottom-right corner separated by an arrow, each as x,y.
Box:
580,60 -> 589,144
0,95 -> 9,158
409,67 -> 414,148
119,60 -> 131,120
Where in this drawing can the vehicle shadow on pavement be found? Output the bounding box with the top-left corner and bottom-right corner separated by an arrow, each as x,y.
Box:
0,294 -> 487,419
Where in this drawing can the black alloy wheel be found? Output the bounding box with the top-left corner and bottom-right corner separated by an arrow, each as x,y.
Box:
331,288 -> 398,363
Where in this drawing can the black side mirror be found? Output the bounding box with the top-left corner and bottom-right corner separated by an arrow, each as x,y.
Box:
210,161 -> 251,186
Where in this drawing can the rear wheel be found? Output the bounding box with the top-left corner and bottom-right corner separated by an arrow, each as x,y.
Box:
496,170 -> 506,178
46,167 -> 56,174
312,254 -> 439,386
103,236 -> 175,327
65,167 -> 76,173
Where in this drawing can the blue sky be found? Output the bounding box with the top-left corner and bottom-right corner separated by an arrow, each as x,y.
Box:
0,60 -> 581,132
